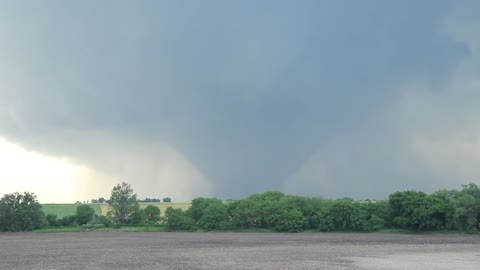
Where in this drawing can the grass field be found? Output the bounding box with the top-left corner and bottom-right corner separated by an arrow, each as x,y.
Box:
42,204 -> 103,218
42,202 -> 190,218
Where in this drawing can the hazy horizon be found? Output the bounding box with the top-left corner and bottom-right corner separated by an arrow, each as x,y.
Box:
1,1 -> 480,203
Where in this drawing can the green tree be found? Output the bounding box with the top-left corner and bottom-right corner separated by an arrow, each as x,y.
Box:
261,192 -> 288,229
389,191 -> 444,231
361,214 -> 385,232
228,194 -> 264,229
461,183 -> 480,198
370,200 -> 391,228
273,208 -> 306,232
198,202 -> 231,231
144,205 -> 161,224
189,198 -> 224,223
259,191 -> 285,202
76,204 -> 96,225
108,182 -> 140,224
128,208 -> 146,225
98,215 -> 114,227
329,200 -> 363,231
0,192 -> 45,231
314,210 -> 335,232
301,198 -> 325,230
58,215 -> 78,227
261,196 -> 309,232
357,202 -> 386,232
435,188 -> 480,232
164,207 -> 194,230
45,214 -> 58,227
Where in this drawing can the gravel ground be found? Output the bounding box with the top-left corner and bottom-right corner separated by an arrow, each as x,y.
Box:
0,232 -> 479,270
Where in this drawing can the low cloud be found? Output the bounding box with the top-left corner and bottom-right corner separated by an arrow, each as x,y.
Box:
284,9 -> 480,198
0,1 -> 478,201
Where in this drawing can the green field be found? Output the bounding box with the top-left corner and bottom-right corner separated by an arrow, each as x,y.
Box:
42,204 -> 103,218
42,202 -> 190,218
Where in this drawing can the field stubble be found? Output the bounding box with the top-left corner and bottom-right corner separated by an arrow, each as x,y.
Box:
0,232 -> 479,270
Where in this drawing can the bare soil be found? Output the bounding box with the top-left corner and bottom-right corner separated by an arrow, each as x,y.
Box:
0,232 -> 479,269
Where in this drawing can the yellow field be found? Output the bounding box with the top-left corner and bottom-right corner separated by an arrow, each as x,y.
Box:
42,202 -> 190,218
99,202 -> 191,216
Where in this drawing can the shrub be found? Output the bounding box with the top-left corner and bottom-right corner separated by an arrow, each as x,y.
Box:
45,214 -> 59,227
165,207 -> 195,231
144,205 -> 161,225
273,209 -> 306,232
76,205 -> 96,225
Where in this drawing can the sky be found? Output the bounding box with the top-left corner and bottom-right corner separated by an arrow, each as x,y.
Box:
1,0 -> 480,203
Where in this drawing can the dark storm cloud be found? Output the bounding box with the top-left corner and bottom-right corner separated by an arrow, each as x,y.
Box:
0,0 -> 476,199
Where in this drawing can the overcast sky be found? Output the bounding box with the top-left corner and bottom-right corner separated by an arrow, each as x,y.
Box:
1,1 -> 480,202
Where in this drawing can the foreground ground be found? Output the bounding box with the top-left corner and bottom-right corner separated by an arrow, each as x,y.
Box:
0,232 -> 479,270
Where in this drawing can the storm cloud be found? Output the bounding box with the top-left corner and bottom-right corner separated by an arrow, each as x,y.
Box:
0,1 -> 479,201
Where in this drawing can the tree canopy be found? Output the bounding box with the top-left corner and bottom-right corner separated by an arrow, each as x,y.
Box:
1,182 -> 479,233
108,182 -> 140,224
0,192 -> 45,232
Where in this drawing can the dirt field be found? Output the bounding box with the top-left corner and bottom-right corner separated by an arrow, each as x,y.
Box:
0,232 -> 479,270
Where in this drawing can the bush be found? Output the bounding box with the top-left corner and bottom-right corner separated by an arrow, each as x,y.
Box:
165,207 -> 195,231
361,215 -> 385,232
273,209 -> 306,232
98,215 -> 114,227
0,192 -> 45,231
144,205 -> 161,225
58,215 -> 78,227
76,205 -> 96,225
314,212 -> 335,232
198,203 -> 231,231
128,209 -> 146,225
45,214 -> 59,227
330,201 -> 363,231
228,195 -> 264,229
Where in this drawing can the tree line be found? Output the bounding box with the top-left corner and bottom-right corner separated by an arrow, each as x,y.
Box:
89,197 -> 171,204
1,182 -> 479,233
